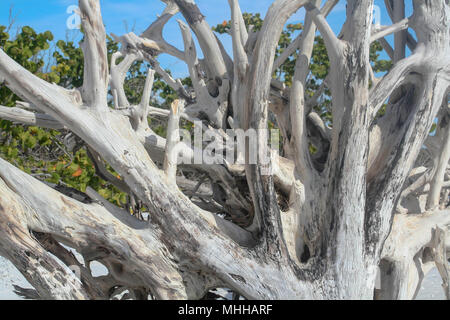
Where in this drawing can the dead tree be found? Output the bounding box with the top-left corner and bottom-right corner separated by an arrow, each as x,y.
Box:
0,0 -> 448,300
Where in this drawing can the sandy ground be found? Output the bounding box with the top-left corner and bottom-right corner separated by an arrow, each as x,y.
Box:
0,256 -> 446,300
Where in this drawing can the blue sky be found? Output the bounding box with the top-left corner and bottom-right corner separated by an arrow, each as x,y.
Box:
0,0 -> 413,78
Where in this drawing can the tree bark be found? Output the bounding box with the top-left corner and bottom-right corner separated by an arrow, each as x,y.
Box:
0,0 -> 448,300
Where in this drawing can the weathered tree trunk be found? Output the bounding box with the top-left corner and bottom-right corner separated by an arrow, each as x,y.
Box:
0,0 -> 448,300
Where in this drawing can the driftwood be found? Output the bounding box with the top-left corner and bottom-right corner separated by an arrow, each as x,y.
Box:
0,0 -> 448,299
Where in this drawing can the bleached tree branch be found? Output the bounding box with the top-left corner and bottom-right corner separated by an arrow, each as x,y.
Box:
371,18 -> 409,43
304,2 -> 345,63
369,49 -> 424,119
164,99 -> 185,182
272,0 -> 338,72
0,0 -> 448,301
130,69 -> 155,132
380,210 -> 450,300
110,52 -> 142,109
229,0 -> 248,79
174,0 -> 228,83
79,0 -> 109,109
379,37 -> 395,60
178,19 -> 228,128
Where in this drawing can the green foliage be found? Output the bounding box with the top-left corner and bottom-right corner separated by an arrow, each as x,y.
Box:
212,12 -> 264,34
213,13 -> 304,86
370,40 -> 393,73
0,26 -> 63,176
